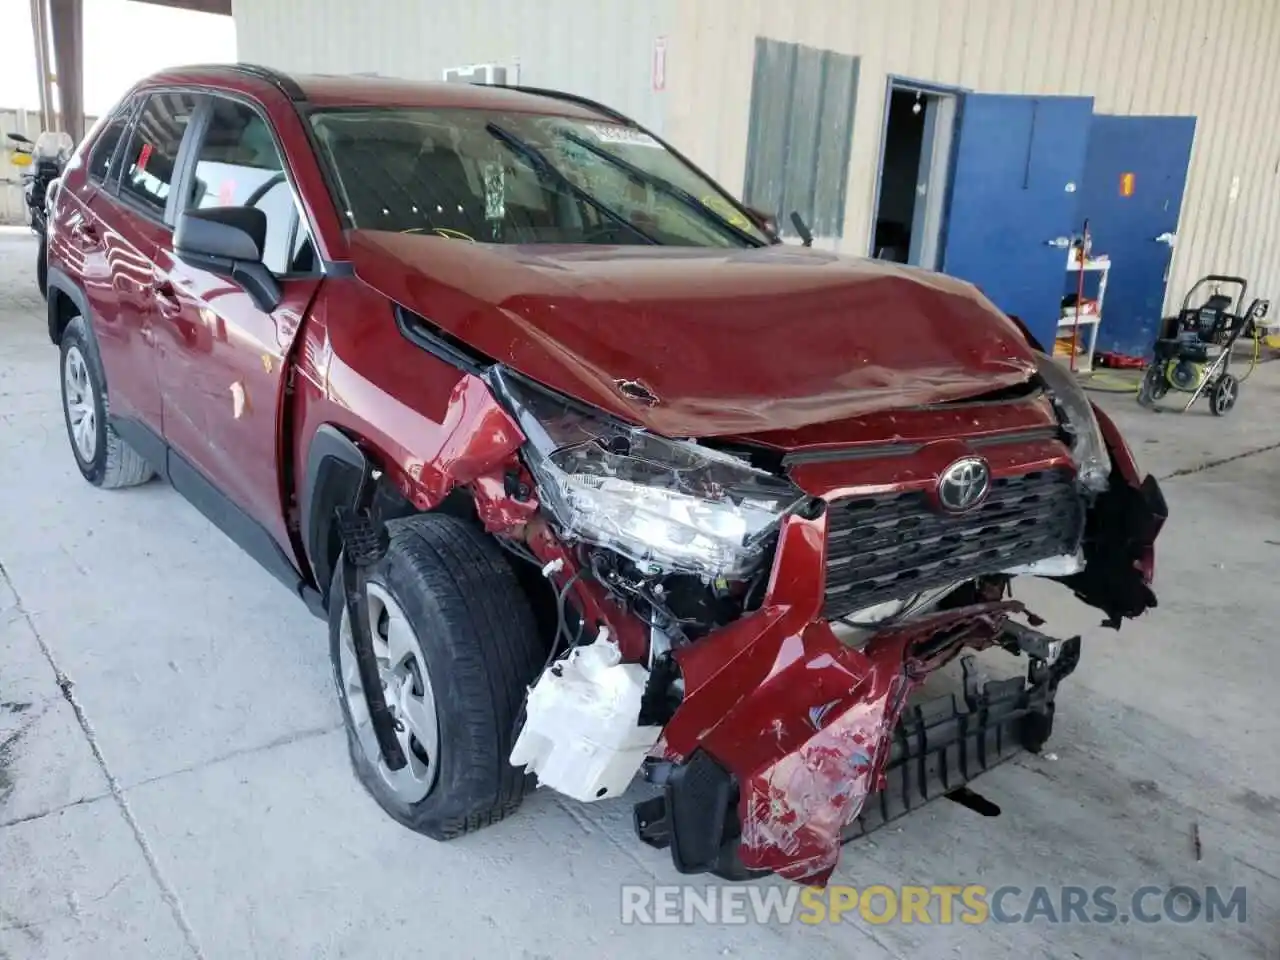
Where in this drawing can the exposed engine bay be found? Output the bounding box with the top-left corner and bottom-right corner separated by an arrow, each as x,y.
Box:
476,359 -> 1166,885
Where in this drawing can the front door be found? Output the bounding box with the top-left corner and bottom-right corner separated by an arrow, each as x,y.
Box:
1078,114 -> 1196,356
153,94 -> 321,555
941,94 -> 1094,349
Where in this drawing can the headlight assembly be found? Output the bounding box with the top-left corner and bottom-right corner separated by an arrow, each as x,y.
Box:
1036,354 -> 1111,492
488,368 -> 808,579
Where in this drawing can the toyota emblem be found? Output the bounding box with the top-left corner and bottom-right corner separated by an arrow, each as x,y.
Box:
937,457 -> 991,512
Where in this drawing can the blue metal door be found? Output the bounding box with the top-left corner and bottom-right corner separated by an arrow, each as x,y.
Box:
1078,115 -> 1196,356
942,94 -> 1094,350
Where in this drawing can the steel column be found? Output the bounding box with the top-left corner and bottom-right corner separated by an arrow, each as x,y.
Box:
48,0 -> 85,142
28,0 -> 55,132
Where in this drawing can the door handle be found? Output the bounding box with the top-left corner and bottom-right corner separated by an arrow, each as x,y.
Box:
72,220 -> 100,247
1154,232 -> 1177,248
152,279 -> 183,318
1045,236 -> 1072,248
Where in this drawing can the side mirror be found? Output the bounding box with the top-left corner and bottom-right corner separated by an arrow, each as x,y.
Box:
744,205 -> 779,236
174,207 -> 281,312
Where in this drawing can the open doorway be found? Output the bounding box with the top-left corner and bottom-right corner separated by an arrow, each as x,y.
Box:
870,81 -> 958,270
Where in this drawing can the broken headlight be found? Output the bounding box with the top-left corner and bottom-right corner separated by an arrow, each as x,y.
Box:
489,368 -> 807,579
1036,355 -> 1111,492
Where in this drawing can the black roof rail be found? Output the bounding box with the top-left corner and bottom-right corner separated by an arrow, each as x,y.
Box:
490,84 -> 630,124
180,62 -> 307,102
233,63 -> 307,101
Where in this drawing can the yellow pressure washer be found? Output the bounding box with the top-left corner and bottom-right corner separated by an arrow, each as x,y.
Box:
1136,275 -> 1270,415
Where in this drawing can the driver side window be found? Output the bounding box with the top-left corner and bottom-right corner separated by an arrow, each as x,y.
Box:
188,97 -> 314,275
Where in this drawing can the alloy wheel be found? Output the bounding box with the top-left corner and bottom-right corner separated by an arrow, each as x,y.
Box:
63,345 -> 97,463
339,581 -> 440,802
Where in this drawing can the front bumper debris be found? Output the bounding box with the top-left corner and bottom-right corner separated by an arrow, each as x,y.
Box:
636,630 -> 1081,883
626,431 -> 1162,884
639,505 -> 1043,886
845,636 -> 1080,840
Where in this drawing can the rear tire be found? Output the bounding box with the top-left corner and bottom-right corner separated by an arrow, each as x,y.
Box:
59,315 -> 155,489
36,238 -> 47,297
330,513 -> 543,840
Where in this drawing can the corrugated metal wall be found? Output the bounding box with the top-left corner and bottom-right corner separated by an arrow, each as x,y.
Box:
666,0 -> 1280,308
1,109 -> 98,225
1,109 -> 46,226
743,39 -> 860,239
232,0 -> 1280,308
233,0 -> 676,133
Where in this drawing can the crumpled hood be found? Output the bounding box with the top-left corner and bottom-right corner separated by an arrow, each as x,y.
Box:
348,230 -> 1038,437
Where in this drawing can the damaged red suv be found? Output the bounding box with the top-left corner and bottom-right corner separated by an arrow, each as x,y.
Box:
45,65 -> 1165,885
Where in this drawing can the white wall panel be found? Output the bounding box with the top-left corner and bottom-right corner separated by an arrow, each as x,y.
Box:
233,0 -> 675,132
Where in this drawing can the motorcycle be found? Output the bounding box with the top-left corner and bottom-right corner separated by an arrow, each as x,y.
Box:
7,130 -> 73,293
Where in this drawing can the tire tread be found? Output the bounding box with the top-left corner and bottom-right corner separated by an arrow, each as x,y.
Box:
61,314 -> 155,490
334,512 -> 543,840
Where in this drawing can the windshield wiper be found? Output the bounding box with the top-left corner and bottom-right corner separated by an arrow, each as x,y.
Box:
484,123 -> 657,245
558,131 -> 766,248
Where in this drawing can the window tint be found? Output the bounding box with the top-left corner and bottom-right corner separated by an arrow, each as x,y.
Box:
189,98 -> 311,275
119,92 -> 199,214
87,100 -> 133,183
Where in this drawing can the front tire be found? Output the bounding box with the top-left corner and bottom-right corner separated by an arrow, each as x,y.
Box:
59,315 -> 155,489
330,513 -> 543,840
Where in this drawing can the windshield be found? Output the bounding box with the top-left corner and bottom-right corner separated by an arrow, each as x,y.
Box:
309,107 -> 770,247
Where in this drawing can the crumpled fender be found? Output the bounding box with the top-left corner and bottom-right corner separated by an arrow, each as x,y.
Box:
414,374 -> 526,499
1053,403 -> 1167,627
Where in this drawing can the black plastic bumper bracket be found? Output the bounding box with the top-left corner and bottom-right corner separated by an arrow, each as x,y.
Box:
336,474 -> 405,772
634,634 -> 1083,878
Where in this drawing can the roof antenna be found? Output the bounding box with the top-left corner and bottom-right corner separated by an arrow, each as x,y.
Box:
790,211 -> 814,248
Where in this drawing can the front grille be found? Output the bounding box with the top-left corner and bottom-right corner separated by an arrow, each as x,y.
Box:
822,469 -> 1084,620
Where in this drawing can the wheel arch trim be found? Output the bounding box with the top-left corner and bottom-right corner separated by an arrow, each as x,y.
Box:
302,424 -> 373,611
46,266 -> 93,346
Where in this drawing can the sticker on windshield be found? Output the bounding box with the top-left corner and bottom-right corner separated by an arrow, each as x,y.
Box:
585,124 -> 662,149
482,161 -> 506,221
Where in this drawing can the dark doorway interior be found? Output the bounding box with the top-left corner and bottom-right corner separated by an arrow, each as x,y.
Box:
872,89 -> 927,263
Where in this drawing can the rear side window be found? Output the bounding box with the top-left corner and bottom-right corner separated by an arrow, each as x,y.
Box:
119,92 -> 199,215
188,97 -> 313,274
87,99 -> 134,184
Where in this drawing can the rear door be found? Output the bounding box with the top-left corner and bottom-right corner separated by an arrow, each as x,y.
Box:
82,91 -> 200,433
1078,115 -> 1196,357
52,96 -> 134,340
941,94 -> 1094,349
153,93 -> 322,554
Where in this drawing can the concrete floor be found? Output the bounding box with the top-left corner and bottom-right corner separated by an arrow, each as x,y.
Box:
1,227 -> 1278,959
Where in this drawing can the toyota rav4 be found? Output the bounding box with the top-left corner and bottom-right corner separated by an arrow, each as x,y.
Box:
45,64 -> 1166,885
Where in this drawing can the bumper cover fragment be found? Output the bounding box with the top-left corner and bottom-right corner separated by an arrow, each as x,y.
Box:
635,635 -> 1082,881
